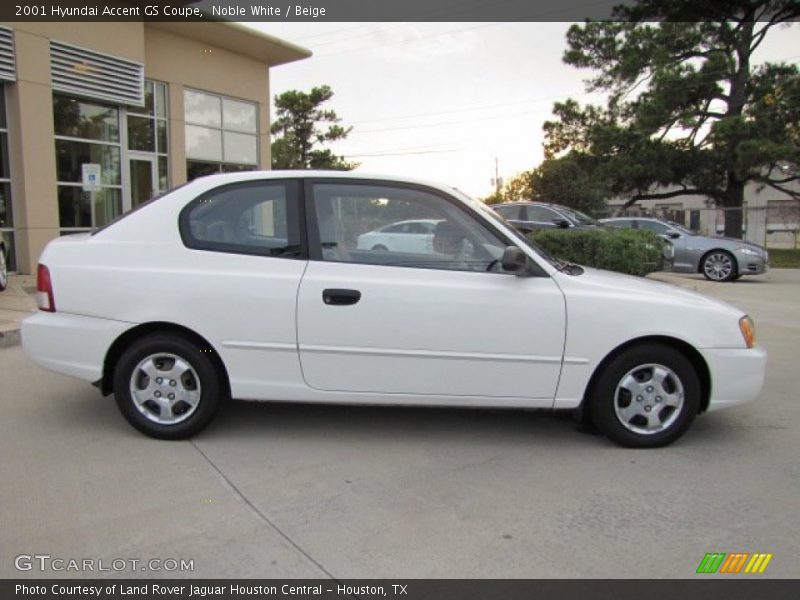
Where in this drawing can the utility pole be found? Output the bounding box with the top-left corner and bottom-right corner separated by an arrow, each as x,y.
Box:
491,157 -> 503,196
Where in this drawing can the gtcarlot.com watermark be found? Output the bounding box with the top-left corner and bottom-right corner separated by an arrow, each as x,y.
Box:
15,554 -> 194,573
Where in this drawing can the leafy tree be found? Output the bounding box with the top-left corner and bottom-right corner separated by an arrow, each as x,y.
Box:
502,171 -> 536,201
529,153 -> 609,215
271,85 -> 357,170
480,189 -> 506,205
543,1 -> 800,238
485,154 -> 608,215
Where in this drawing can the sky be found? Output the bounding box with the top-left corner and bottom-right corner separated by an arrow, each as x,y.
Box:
243,21 -> 800,199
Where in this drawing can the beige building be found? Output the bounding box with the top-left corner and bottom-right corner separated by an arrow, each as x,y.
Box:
0,21 -> 310,273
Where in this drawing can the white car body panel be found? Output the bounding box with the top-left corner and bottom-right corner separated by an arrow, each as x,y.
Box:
21,171 -> 766,420
297,260 -> 565,399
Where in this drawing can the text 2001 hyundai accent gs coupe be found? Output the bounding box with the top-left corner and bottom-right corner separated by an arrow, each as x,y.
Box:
22,172 -> 766,447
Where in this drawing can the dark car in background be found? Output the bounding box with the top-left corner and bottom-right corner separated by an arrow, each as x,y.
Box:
492,202 -> 603,233
601,217 -> 768,282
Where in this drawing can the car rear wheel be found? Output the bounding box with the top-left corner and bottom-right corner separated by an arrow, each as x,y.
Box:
590,344 -> 700,448
113,334 -> 223,439
372,244 -> 388,251
701,250 -> 736,282
0,244 -> 7,291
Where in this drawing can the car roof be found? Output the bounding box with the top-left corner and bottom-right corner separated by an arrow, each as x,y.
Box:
602,217 -> 669,222
494,201 -> 564,209
189,170 -> 458,193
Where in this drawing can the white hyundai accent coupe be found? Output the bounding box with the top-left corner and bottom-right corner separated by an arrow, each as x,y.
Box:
22,172 -> 766,447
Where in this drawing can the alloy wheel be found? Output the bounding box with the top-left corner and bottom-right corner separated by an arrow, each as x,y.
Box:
129,353 -> 202,425
703,252 -> 734,281
613,363 -> 684,435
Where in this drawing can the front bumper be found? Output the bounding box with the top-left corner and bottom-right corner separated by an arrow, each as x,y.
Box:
699,346 -> 767,411
736,251 -> 769,275
22,312 -> 133,383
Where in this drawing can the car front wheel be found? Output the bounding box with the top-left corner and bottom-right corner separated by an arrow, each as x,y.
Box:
113,334 -> 223,439
701,250 -> 736,282
590,344 -> 701,447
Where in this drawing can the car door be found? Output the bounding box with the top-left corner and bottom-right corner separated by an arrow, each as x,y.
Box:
296,180 -> 566,401
177,179 -> 307,399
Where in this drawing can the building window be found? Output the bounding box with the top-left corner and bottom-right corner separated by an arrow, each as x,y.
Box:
54,94 -> 123,232
53,80 -> 169,233
126,80 -> 169,207
0,84 -> 15,270
184,89 -> 258,180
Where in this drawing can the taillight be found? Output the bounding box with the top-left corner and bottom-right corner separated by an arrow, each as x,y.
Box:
36,264 -> 56,312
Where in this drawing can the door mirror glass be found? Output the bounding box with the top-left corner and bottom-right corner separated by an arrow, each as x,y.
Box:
554,218 -> 571,229
501,246 -> 528,274
667,231 -> 681,239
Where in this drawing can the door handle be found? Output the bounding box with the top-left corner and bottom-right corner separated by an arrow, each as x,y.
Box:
322,288 -> 361,306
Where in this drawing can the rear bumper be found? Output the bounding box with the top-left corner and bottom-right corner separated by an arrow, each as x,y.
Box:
700,346 -> 767,411
22,312 -> 132,383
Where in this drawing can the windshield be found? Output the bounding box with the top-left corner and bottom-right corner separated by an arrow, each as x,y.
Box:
667,221 -> 696,235
558,206 -> 599,226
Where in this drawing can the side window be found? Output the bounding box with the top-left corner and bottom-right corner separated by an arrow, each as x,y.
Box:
638,220 -> 670,234
525,205 -> 560,223
180,180 -> 302,257
609,219 -> 632,229
311,183 -> 508,273
494,205 -> 521,220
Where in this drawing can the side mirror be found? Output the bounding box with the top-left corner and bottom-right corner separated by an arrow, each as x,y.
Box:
667,231 -> 681,239
554,218 -> 571,229
501,246 -> 529,274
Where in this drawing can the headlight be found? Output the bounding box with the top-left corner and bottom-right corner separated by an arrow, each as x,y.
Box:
739,315 -> 755,348
738,247 -> 759,256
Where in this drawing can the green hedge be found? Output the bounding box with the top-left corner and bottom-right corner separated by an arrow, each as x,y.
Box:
529,228 -> 665,277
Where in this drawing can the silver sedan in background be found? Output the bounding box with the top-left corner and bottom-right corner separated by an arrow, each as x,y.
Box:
600,217 -> 768,282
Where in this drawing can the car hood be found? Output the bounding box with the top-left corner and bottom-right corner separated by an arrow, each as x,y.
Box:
556,265 -> 743,315
702,235 -> 765,251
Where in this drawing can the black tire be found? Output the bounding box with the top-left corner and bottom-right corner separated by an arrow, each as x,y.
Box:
372,244 -> 389,251
701,249 -> 737,282
113,334 -> 223,439
590,343 -> 701,448
0,243 -> 7,292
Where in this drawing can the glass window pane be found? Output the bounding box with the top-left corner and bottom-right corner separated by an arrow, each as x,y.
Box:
526,206 -> 559,222
223,98 -> 257,133
142,80 -> 155,116
53,95 -> 119,142
57,186 -> 91,227
156,120 -> 167,154
186,160 -> 220,181
312,184 -> 507,272
0,182 -> 12,227
184,90 -> 221,127
158,155 -> 168,192
223,132 -> 257,164
185,182 -> 299,257
127,115 -> 155,151
185,125 -> 222,161
155,82 -> 167,118
0,132 -> 9,179
55,140 -> 121,185
58,186 -> 121,228
93,188 -> 122,227
220,163 -> 256,173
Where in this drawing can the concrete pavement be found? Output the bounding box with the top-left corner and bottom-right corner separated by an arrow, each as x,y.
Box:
1,270 -> 798,578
